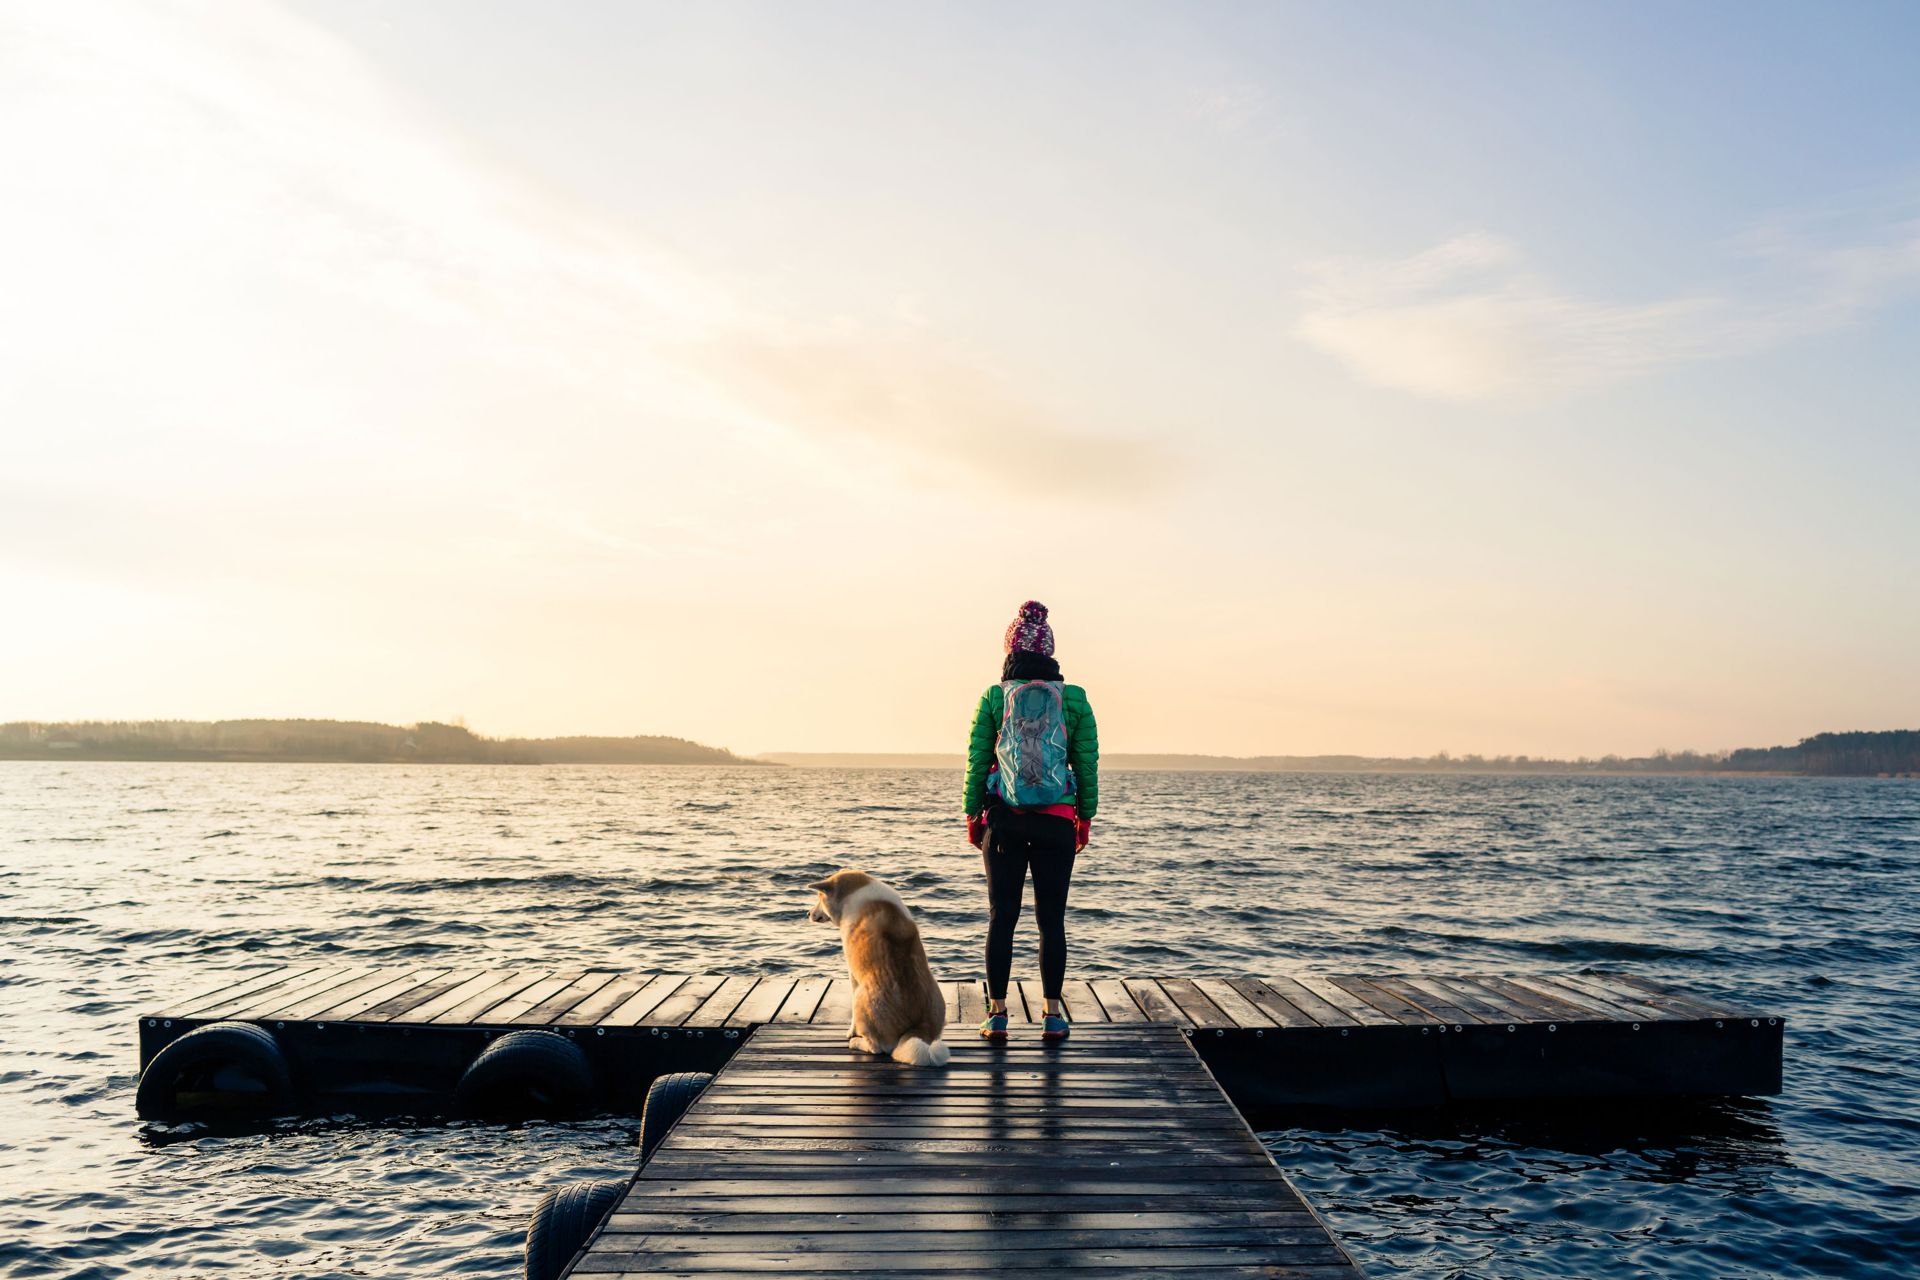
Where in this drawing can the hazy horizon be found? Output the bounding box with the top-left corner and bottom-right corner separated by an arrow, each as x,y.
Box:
5,3 -> 1918,758
4,712 -> 1899,765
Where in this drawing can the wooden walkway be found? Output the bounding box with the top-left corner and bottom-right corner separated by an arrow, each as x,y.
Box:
142,966 -> 1759,1035
570,1021 -> 1365,1279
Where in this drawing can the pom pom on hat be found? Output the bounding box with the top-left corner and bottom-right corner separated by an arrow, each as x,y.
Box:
1004,600 -> 1055,656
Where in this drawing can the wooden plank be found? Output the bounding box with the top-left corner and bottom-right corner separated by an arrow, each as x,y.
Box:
1014,981 -> 1045,1023
396,970 -> 517,1024
1371,975 -> 1477,1026
602,975 -> 692,1027
357,968 -> 488,1023
1326,975 -> 1443,1026
581,1263 -> 1354,1280
1601,972 -> 1743,1014
616,1192 -> 1306,1215
1060,980 -> 1107,1023
669,1137 -> 1259,1159
428,970 -> 547,1025
939,981 -> 962,1023
270,968 -> 409,1022
684,975 -> 762,1028
1465,974 -> 1600,1023
576,1243 -> 1344,1274
191,966 -> 349,1020
1192,979 -> 1277,1029
811,979 -> 852,1028
1577,972 -> 1737,1020
1087,980 -> 1147,1024
310,969 -> 451,1022
228,966 -> 382,1021
1254,977 -> 1357,1028
516,971 -> 622,1025
1223,979 -> 1318,1029
483,971 -> 585,1024
623,1177 -> 1290,1198
597,1224 -> 1334,1248
676,1098 -> 1251,1117
677,1108 -> 1243,1131
583,1267 -> 1352,1280
955,982 -> 989,1029
526,974 -> 629,1028
644,1156 -> 1278,1178
574,1250 -> 1352,1275
1160,978 -> 1236,1030
770,977 -> 831,1025
647,974 -> 730,1027
1287,976 -> 1394,1027
155,966 -> 322,1019
1546,973 -> 1695,1022
1410,976 -> 1540,1025
696,1087 -> 1228,1106
726,977 -> 799,1028
1507,975 -> 1657,1022
605,1209 -> 1322,1232
1121,979 -> 1188,1024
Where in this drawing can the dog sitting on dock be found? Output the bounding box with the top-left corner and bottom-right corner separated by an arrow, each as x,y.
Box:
806,869 -> 951,1067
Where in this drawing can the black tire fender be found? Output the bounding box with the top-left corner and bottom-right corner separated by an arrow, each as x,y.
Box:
135,1021 -> 294,1120
523,1177 -> 625,1280
456,1030 -> 594,1118
638,1070 -> 713,1160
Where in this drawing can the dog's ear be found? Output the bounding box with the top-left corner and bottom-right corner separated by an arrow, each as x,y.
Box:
806,877 -> 834,895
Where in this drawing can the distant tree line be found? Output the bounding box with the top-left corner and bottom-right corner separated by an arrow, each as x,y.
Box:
1717,730 -> 1920,777
0,719 -> 761,766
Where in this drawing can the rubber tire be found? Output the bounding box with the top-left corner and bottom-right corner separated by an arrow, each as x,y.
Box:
638,1070 -> 712,1160
456,1030 -> 594,1118
523,1177 -> 625,1280
136,1021 -> 293,1120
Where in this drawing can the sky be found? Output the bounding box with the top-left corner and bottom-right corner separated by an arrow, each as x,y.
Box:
3,1 -> 1917,758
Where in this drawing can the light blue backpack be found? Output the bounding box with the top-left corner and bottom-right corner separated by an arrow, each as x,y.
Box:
991,680 -> 1074,807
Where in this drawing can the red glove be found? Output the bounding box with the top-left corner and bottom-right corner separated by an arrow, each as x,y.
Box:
967,815 -> 987,849
1075,818 -> 1091,851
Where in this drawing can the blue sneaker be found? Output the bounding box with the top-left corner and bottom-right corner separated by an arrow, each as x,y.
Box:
1042,1013 -> 1070,1041
979,1011 -> 1009,1040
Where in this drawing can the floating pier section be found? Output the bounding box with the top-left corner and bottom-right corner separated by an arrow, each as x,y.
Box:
136,966 -> 1782,1114
568,1020 -> 1366,1278
135,967 -> 1783,1279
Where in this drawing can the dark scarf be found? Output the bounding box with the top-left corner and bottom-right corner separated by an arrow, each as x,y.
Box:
1002,651 -> 1062,681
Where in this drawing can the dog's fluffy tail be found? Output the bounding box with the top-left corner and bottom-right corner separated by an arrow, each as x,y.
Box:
891,1036 -> 951,1067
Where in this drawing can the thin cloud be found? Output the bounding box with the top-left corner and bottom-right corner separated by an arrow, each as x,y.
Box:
700,331 -> 1171,499
1294,221 -> 1920,403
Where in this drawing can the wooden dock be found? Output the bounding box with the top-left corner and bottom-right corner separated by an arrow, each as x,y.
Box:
571,1021 -> 1365,1279
137,967 -> 1783,1111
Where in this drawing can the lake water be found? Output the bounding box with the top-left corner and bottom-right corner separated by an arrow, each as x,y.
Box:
2,763 -> 1915,1278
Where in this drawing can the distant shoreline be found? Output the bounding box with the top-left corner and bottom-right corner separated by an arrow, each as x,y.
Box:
0,719 -> 765,768
4,722 -> 1915,777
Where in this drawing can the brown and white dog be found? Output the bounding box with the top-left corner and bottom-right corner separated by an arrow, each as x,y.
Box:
806,868 -> 950,1067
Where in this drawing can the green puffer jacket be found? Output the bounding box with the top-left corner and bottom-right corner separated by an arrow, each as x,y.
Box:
963,683 -> 1099,819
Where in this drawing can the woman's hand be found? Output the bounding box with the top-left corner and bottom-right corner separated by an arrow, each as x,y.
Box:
1075,818 -> 1091,851
967,815 -> 987,849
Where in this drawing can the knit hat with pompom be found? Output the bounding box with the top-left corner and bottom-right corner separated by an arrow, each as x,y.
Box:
1003,600 -> 1055,656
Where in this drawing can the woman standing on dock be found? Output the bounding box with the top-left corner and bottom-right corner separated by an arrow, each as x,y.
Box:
964,600 -> 1099,1042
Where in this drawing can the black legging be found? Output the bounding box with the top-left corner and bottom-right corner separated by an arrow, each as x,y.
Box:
982,805 -> 1077,1001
